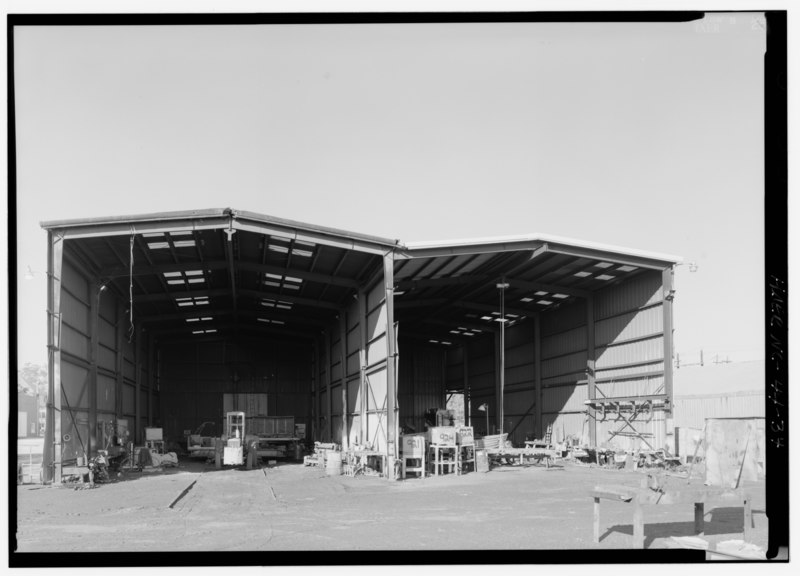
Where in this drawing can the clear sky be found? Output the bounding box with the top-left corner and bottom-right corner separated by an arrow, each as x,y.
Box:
12,14 -> 767,368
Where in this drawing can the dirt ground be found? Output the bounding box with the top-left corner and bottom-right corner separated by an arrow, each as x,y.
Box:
13,457 -> 767,554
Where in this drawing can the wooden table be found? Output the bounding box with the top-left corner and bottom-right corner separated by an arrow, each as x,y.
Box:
590,484 -> 753,549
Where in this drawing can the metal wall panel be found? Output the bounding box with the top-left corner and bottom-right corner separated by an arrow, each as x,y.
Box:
367,280 -> 385,312
398,343 -> 445,433
123,357 -> 135,381
331,383 -> 343,414
596,410 -> 667,452
505,363 -> 534,388
541,299 -> 585,336
61,362 -> 90,410
61,410 -> 89,464
61,325 -> 90,359
595,305 -> 663,347
594,270 -> 662,320
366,368 -> 387,411
541,326 -> 586,359
541,412 -> 587,444
541,351 -> 586,380
595,376 -> 664,398
122,383 -> 135,415
99,318 -> 116,349
61,290 -> 89,334
672,392 -> 765,429
595,337 -> 663,369
346,376 -> 361,414
96,373 -> 116,412
504,389 -> 535,415
61,261 -> 89,303
542,383 -> 587,414
596,364 -> 665,383
367,334 -> 387,365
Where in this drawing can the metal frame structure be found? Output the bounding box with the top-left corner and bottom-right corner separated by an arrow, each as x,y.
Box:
41,208 -> 680,482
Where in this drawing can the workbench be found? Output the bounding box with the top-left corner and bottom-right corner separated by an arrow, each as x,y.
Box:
590,483 -> 753,549
347,450 -> 388,477
489,446 -> 558,468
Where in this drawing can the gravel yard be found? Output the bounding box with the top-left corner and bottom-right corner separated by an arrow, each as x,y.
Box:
14,458 -> 767,557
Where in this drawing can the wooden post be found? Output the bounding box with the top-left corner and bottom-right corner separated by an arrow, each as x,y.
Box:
694,502 -> 705,535
593,497 -> 601,543
633,499 -> 644,549
743,495 -> 752,541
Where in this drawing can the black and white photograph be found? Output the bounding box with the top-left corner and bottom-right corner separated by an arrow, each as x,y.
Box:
6,1 -> 789,567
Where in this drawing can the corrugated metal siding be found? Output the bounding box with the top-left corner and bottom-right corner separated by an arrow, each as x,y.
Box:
541,351 -> 586,380
398,343 -> 445,433
596,364 -> 665,383
596,337 -> 663,369
541,326 -> 586,359
595,304 -> 662,346
594,271 -> 662,320
596,410 -> 667,451
672,391 -> 765,429
541,299 -> 585,336
595,375 -> 664,398
542,383 -> 587,413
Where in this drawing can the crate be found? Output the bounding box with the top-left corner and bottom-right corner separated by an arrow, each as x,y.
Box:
400,434 -> 426,457
456,426 -> 474,446
426,427 -> 456,446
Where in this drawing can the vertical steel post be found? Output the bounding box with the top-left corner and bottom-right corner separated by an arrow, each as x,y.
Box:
586,294 -> 597,447
463,347 -> 470,426
494,331 -> 502,435
313,338 -> 320,441
325,330 -> 332,442
662,267 -> 675,412
43,231 -> 64,484
147,336 -> 154,426
383,252 -> 398,472
358,289 -> 367,446
534,311 -> 542,438
339,311 -> 348,450
89,281 -> 100,457
662,267 -> 675,449
134,326 -> 142,443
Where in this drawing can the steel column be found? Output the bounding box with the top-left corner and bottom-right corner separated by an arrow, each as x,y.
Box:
89,280 -> 100,457
325,330 -> 332,442
43,231 -> 64,483
134,326 -> 142,443
383,252 -> 398,469
358,289 -> 367,445
662,267 -> 675,413
339,311 -> 348,450
586,295 -> 597,446
534,312 -> 542,438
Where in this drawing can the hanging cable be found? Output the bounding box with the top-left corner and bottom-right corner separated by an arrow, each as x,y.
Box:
128,230 -> 135,342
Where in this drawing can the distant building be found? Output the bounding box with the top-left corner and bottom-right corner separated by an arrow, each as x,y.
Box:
17,393 -> 39,437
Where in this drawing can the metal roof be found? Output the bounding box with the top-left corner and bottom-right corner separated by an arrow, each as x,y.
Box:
43,208 -> 681,344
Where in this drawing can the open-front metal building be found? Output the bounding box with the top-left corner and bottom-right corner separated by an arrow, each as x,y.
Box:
40,208 -> 681,483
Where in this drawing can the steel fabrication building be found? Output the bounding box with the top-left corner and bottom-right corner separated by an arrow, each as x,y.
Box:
40,208 -> 681,482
